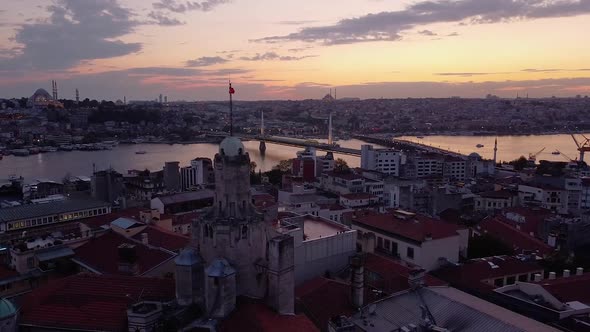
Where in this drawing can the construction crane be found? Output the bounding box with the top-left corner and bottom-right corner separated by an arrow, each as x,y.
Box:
528,147 -> 546,162
556,150 -> 576,163
571,134 -> 590,162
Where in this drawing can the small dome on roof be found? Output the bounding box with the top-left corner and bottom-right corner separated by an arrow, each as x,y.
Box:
0,298 -> 16,318
219,137 -> 245,157
175,247 -> 202,266
468,152 -> 482,160
206,258 -> 236,277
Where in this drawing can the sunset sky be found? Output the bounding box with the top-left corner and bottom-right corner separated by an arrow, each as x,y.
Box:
1,0 -> 590,100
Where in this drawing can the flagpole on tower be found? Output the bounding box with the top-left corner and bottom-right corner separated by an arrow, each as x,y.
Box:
229,81 -> 234,136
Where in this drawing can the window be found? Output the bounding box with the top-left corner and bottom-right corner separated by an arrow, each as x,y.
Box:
506,276 -> 516,285
377,237 -> 383,249
391,242 -> 398,255
494,278 -> 504,287
407,247 -> 414,259
518,274 -> 528,282
384,239 -> 390,251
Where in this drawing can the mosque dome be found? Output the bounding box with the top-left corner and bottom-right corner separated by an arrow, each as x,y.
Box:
219,136 -> 245,157
174,247 -> 202,266
468,152 -> 482,160
31,88 -> 52,101
0,298 -> 16,319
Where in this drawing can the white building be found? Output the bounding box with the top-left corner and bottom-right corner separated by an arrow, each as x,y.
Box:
352,210 -> 460,271
276,215 -> 357,284
180,158 -> 212,191
361,145 -> 405,176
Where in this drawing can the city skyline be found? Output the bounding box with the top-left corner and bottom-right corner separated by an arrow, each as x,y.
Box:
1,0 -> 590,101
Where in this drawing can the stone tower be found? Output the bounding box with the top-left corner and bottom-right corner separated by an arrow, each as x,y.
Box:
175,247 -> 204,307
193,137 -> 269,300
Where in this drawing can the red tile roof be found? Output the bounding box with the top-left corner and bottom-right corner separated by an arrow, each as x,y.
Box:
80,208 -> 145,230
353,212 -> 459,243
73,231 -> 174,275
499,207 -> 553,236
364,253 -> 446,294
131,226 -> 190,252
436,256 -> 543,293
0,265 -> 19,280
20,273 -> 175,331
296,277 -> 355,330
537,273 -> 590,304
296,254 -> 446,330
477,217 -> 554,256
219,297 -> 319,332
172,211 -> 200,226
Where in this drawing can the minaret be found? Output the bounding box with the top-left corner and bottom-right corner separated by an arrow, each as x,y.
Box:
328,112 -> 333,145
259,110 -> 266,153
75,88 -> 79,104
261,110 -> 265,136
493,138 -> 498,165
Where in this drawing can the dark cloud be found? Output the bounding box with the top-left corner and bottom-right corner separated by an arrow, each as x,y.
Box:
185,56 -> 229,67
152,0 -> 230,13
418,30 -> 437,36
0,0 -> 141,70
239,52 -> 317,61
147,11 -> 185,25
256,0 -> 590,45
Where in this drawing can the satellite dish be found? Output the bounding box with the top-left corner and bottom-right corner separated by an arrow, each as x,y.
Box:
368,304 -> 377,315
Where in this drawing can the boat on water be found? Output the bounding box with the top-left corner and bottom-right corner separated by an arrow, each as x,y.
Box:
552,150 -> 561,155
417,136 -> 425,139
476,144 -> 484,148
12,149 -> 30,157
135,151 -> 147,155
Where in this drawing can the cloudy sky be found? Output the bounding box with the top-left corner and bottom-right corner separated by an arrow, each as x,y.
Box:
1,0 -> 590,101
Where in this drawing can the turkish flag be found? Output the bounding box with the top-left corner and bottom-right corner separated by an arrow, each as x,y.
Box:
229,85 -> 235,94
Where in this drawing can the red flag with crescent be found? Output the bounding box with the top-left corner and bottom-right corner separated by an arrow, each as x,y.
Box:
229,84 -> 235,94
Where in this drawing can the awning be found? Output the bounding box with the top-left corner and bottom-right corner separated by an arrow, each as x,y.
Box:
36,247 -> 75,262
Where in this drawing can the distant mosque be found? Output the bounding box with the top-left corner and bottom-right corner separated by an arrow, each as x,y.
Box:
27,81 -> 63,108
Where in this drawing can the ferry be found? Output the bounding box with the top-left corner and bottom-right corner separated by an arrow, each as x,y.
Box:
417,136 -> 425,139
476,144 -> 484,148
135,151 -> 147,155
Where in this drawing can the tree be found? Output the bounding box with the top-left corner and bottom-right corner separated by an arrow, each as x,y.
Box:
274,159 -> 292,173
468,234 -> 514,259
508,156 -> 528,170
334,158 -> 350,173
250,161 -> 257,174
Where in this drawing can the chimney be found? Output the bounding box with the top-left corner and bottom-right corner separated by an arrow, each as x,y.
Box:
118,243 -> 139,275
577,267 -> 584,276
563,269 -> 570,278
141,233 -> 149,246
549,272 -> 556,280
533,273 -> 542,282
350,255 -> 364,308
409,268 -> 426,289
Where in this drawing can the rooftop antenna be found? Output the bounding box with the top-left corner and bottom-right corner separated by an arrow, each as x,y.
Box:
229,80 -> 235,136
